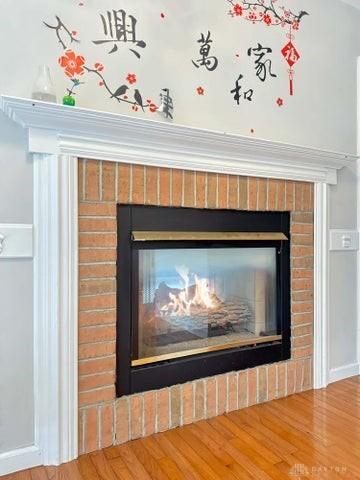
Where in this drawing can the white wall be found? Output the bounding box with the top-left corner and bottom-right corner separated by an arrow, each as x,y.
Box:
0,112 -> 34,454
329,164 -> 359,377
0,0 -> 359,469
0,0 -> 359,152
327,5 -> 360,381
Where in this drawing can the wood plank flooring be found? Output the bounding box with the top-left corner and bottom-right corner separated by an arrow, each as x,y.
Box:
3,377 -> 360,479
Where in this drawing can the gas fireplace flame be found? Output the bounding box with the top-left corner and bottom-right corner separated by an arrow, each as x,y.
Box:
159,265 -> 217,317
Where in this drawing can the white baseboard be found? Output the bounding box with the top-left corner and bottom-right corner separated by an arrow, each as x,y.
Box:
328,363 -> 360,384
0,445 -> 42,476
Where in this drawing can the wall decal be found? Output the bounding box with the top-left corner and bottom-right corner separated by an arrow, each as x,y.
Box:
58,50 -> 85,78
126,73 -> 137,85
277,97 -> 284,107
281,33 -> 300,96
44,16 -> 164,115
197,86 -> 205,95
247,44 -> 277,82
231,74 -> 253,103
43,16 -> 80,50
226,1 -> 309,96
192,31 -> 218,71
227,1 -> 308,27
157,89 -> 174,119
92,9 -> 146,58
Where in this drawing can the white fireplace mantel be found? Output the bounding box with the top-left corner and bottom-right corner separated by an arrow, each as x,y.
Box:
0,95 -> 357,475
1,96 -> 357,184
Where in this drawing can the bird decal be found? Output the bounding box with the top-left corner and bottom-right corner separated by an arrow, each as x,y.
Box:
111,84 -> 129,99
134,89 -> 145,112
297,11 -> 309,22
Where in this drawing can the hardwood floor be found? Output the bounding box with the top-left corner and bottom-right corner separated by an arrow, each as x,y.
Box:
3,377 -> 360,479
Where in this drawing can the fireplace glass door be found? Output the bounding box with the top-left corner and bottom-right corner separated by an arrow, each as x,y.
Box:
132,247 -> 278,365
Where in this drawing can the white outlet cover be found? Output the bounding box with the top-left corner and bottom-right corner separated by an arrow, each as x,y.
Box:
329,229 -> 359,251
0,224 -> 33,258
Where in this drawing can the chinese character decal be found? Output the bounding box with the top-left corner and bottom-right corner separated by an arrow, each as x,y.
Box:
93,9 -> 146,58
158,89 -> 174,119
231,74 -> 254,104
247,44 -> 277,83
226,0 -> 309,96
192,31 -> 218,72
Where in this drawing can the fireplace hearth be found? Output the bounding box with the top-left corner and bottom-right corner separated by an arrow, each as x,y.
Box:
117,205 -> 290,396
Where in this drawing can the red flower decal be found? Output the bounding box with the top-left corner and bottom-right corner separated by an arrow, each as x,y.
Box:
160,13 -> 165,18
149,103 -> 158,113
197,86 -> 205,95
58,50 -> 85,78
126,73 -> 137,84
263,14 -> 272,25
248,12 -> 257,22
94,62 -> 104,72
292,21 -> 300,30
71,31 -> 77,36
98,81 -> 104,87
233,4 -> 243,16
277,98 -> 284,107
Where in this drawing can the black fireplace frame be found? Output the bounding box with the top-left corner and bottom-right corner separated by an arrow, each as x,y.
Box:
116,204 -> 291,397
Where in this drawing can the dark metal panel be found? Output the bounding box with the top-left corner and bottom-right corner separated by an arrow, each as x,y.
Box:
116,204 -> 291,397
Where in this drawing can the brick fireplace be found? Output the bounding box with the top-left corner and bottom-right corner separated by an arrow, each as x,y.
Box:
78,160 -> 313,454
1,96 -> 352,472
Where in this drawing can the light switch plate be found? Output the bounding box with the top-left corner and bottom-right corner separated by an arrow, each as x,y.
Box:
0,224 -> 33,258
329,229 -> 359,251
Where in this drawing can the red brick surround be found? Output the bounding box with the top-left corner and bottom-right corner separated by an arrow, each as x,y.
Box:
78,160 -> 314,454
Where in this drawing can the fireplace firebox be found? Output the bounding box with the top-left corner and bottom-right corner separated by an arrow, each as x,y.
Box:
116,205 -> 290,396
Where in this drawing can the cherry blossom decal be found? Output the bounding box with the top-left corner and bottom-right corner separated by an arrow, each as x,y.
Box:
227,1 -> 308,27
226,1 -> 309,96
44,16 -> 164,115
197,87 -> 205,95
126,73 -> 137,85
276,97 -> 284,107
59,50 -> 85,78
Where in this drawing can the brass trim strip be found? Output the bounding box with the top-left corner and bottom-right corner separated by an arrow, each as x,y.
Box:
132,231 -> 288,242
131,334 -> 282,367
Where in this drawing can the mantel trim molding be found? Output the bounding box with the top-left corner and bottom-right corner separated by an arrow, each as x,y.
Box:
1,96 -> 357,185
0,94 -> 351,474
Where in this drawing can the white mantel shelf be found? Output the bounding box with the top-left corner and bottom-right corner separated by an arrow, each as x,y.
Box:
1,95 -> 357,184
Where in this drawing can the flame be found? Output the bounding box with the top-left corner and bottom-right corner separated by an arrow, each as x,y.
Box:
159,265 -> 216,317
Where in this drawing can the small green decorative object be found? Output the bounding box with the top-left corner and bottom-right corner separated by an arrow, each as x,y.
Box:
63,95 -> 76,106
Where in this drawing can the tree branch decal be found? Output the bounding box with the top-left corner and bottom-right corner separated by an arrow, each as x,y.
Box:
44,16 -> 158,113
43,16 -> 80,50
227,0 -> 308,28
